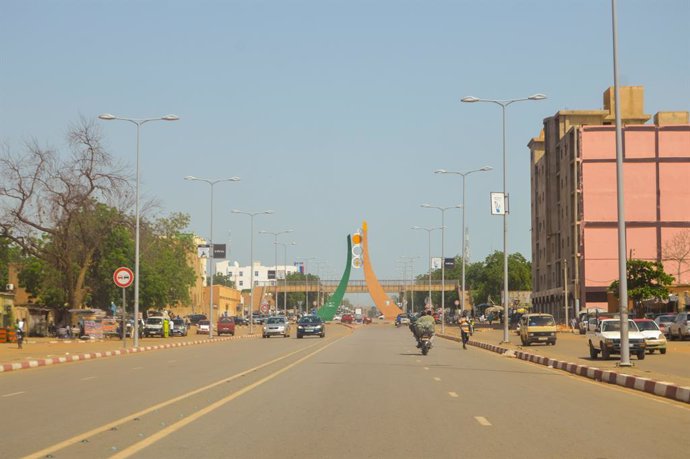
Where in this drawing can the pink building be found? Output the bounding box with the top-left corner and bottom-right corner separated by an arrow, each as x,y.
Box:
529,87 -> 690,320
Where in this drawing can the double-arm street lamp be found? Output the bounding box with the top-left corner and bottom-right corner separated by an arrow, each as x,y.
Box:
185,176 -> 240,338
259,229 -> 294,316
274,241 -> 297,315
231,209 -> 274,334
411,226 -> 442,313
434,167 -> 493,318
297,256 -> 318,315
461,93 -> 546,343
420,204 -> 462,334
98,113 -> 179,347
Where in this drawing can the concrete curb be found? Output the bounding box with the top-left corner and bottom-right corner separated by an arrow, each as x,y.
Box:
438,333 -> 690,405
0,333 -> 261,374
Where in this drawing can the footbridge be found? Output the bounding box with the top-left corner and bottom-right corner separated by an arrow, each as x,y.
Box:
262,279 -> 458,294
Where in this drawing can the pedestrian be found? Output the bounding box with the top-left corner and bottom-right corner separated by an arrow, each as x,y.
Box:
459,317 -> 471,350
570,317 -> 577,334
16,318 -> 25,349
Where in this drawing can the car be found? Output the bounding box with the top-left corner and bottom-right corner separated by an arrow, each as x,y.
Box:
196,320 -> 211,334
395,314 -> 410,326
654,314 -> 676,336
519,313 -> 557,346
333,314 -> 342,322
587,319 -> 647,360
187,314 -> 207,326
144,317 -> 166,337
669,312 -> 690,340
263,316 -> 290,338
297,315 -> 325,338
233,316 -> 248,326
362,316 -> 372,324
217,316 -> 236,336
341,314 -> 354,324
377,314 -> 385,320
253,314 -> 268,325
633,319 -> 667,354
170,318 -> 188,336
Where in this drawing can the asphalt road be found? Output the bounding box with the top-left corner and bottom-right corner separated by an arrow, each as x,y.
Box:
2,324 -> 689,459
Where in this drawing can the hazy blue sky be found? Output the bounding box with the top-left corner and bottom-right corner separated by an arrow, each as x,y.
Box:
2,1 -> 688,291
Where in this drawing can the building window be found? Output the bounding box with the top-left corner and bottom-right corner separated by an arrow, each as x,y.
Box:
239,281 -> 243,287
239,272 -> 243,277
254,271 -> 259,277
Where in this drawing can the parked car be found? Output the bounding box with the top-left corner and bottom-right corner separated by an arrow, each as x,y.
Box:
633,319 -> 667,354
297,315 -> 325,338
341,314 -> 354,324
170,318 -> 188,337
519,313 -> 557,346
196,320 -> 211,334
587,319 -> 646,360
233,316 -> 248,326
654,314 -> 676,337
263,316 -> 290,338
217,316 -> 236,336
669,312 -> 690,340
144,317 -> 166,337
187,314 -> 207,326
253,314 -> 268,325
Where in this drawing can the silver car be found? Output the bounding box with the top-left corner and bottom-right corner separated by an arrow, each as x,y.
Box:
262,316 -> 291,338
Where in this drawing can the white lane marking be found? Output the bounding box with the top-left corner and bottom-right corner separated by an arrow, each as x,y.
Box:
448,392 -> 459,398
424,367 -> 429,371
2,391 -> 25,398
475,416 -> 492,426
80,376 -> 97,381
433,377 -> 441,382
416,359 -> 421,363
132,367 -> 144,370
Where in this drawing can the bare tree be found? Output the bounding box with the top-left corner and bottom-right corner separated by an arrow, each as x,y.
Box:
0,119 -> 130,308
663,229 -> 690,285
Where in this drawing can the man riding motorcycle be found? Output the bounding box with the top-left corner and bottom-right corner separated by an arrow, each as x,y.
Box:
412,309 -> 436,348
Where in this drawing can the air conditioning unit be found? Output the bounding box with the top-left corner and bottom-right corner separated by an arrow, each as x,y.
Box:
6,284 -> 15,291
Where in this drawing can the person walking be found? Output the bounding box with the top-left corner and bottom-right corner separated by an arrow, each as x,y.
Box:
459,317 -> 471,350
570,317 -> 577,334
16,318 -> 25,349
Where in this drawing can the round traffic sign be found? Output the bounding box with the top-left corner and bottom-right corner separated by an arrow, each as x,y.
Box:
260,302 -> 269,314
113,267 -> 134,288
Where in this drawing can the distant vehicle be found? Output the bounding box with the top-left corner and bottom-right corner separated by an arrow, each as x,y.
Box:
232,316 -> 248,326
519,313 -> 557,346
170,318 -> 188,337
263,316 -> 290,338
197,320 -> 211,334
654,314 -> 676,336
144,317 -> 166,337
253,315 -> 268,325
187,314 -> 207,326
217,317 -> 236,336
362,316 -> 372,324
633,319 -> 667,354
668,312 -> 690,341
333,314 -> 342,322
377,314 -> 385,320
587,319 -> 646,360
395,314 -> 410,327
297,315 -> 325,338
341,314 -> 354,324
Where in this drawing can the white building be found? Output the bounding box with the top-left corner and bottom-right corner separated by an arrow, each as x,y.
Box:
214,261 -> 300,290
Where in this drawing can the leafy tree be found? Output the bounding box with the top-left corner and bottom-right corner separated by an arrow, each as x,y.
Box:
210,273 -> 235,288
609,259 -> 675,310
281,272 -> 319,310
461,251 -> 532,306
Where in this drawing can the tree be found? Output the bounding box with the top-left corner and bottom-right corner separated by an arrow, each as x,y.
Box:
211,273 -> 235,288
463,251 -> 532,306
609,259 -> 675,312
0,120 -> 129,309
663,229 -> 690,284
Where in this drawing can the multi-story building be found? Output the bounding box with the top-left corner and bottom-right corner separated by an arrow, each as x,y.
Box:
529,86 -> 690,321
214,261 -> 300,290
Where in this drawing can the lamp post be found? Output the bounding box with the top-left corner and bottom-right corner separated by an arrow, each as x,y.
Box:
297,256 -> 318,315
434,167 -> 493,318
259,229 -> 294,316
313,260 -> 329,309
275,241 -> 297,315
411,226 -> 442,313
461,93 -> 546,343
399,256 -> 420,313
185,176 -> 240,338
98,113 -> 179,347
421,204 -> 462,334
231,209 -> 274,334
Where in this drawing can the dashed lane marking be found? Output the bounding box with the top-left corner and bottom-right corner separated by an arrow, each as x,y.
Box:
433,377 -> 441,381
475,416 -> 492,426
132,367 -> 144,370
80,376 -> 97,381
448,392 -> 458,398
424,367 -> 429,370
2,391 -> 25,398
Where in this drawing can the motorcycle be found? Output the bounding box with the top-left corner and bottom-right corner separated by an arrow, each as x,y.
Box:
419,333 -> 433,355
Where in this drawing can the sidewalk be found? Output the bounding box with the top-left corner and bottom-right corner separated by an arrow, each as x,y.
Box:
439,326 -> 690,404
0,326 -> 260,373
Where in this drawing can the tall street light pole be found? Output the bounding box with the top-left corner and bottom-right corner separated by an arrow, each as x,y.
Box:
421,204 -> 462,335
411,226 -> 442,313
185,176 -> 240,338
297,256 -> 317,315
275,241 -> 297,315
399,256 -> 420,313
461,93 -> 546,343
231,209 -> 274,334
98,113 -> 179,347
434,167 -> 493,318
259,229 -> 294,316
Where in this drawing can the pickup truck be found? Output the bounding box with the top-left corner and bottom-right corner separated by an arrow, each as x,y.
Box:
587,319 -> 647,360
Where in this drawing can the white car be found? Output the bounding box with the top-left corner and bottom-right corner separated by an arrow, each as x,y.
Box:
333,315 -> 342,322
263,316 -> 290,338
633,319 -> 667,354
668,312 -> 690,340
587,319 -> 647,360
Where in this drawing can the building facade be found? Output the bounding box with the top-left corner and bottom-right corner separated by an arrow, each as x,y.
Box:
529,87 -> 690,321
214,261 -> 300,290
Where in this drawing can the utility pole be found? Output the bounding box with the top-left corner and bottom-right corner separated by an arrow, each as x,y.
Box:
564,258 -> 569,327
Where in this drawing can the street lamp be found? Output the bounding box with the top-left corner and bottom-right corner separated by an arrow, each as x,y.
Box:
275,241 -> 297,315
313,260 -> 329,309
297,256 -> 318,315
185,176 -> 240,338
411,226 -> 442,313
434,167 -> 493,319
231,209 -> 274,334
398,256 -> 420,313
421,204 -> 462,334
259,229 -> 294,316
98,113 -> 179,347
461,93 -> 546,343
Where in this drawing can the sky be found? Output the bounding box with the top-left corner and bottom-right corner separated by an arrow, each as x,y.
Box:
1,1 -> 689,296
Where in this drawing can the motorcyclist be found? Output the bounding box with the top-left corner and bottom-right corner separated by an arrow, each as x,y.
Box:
413,309 -> 436,347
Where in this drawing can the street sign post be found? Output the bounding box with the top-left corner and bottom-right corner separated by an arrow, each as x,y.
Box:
113,267 -> 134,348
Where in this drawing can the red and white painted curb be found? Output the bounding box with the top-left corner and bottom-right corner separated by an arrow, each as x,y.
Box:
1,334 -> 261,374
438,333 -> 690,405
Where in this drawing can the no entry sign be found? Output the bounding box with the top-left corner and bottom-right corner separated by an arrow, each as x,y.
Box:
113,267 -> 134,288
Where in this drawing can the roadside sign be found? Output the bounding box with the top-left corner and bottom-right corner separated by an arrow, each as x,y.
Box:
113,267 -> 134,288
260,303 -> 270,314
